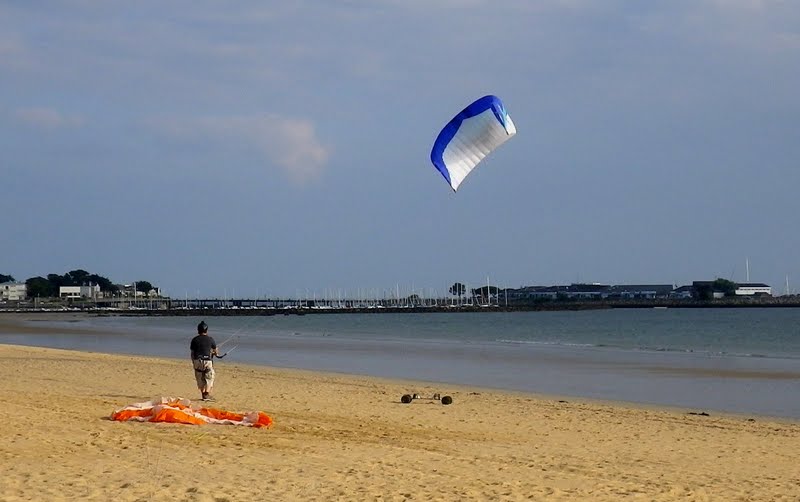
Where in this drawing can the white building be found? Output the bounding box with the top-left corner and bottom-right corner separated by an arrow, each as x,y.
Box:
119,284 -> 161,298
59,284 -> 101,299
735,283 -> 772,296
1,281 -> 27,301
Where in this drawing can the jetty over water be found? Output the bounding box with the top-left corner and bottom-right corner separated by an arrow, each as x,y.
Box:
3,295 -> 800,315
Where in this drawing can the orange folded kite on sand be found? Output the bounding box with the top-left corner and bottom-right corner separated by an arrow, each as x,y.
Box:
111,397 -> 273,428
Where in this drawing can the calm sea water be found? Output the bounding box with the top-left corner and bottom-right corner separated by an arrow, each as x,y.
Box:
3,308 -> 800,418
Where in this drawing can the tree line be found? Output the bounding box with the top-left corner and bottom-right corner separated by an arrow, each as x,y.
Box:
0,270 -> 157,298
449,283 -> 500,299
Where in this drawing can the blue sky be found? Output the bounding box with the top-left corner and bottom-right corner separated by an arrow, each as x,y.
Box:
2,1 -> 799,298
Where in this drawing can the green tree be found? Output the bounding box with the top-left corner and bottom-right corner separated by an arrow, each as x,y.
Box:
88,273 -> 117,292
47,273 -> 66,289
449,282 -> 466,296
26,270 -> 120,297
713,278 -> 738,297
26,276 -> 56,298
693,283 -> 714,300
134,281 -> 155,296
63,269 -> 91,286
449,282 -> 466,304
0,274 -> 15,283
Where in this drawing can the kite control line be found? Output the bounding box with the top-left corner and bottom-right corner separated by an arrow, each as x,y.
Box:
215,344 -> 238,359
217,333 -> 239,349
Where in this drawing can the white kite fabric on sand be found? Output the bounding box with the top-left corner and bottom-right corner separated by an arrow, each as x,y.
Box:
110,397 -> 273,428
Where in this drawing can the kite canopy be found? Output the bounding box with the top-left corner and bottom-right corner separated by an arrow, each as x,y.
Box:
111,397 -> 273,428
430,95 -> 517,192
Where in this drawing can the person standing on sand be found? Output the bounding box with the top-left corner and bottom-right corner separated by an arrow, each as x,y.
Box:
190,320 -> 219,401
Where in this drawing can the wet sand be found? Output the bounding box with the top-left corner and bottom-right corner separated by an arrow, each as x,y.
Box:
1,314 -> 799,500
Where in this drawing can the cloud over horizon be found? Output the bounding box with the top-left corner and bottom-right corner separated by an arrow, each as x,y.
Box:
14,107 -> 84,129
1,1 -> 798,296
147,114 -> 331,183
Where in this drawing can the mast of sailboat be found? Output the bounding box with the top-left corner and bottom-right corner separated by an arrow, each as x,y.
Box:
746,257 -> 750,283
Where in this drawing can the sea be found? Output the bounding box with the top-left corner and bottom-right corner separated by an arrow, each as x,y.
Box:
3,307 -> 800,419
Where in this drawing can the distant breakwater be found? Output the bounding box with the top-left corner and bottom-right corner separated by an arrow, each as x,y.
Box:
4,298 -> 797,317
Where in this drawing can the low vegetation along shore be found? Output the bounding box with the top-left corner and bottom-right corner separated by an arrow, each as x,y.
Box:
1,316 -> 799,500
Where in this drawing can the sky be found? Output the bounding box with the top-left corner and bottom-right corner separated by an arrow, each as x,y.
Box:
2,1 -> 799,299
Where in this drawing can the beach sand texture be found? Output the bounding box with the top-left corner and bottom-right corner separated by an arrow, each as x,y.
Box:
1,320 -> 799,500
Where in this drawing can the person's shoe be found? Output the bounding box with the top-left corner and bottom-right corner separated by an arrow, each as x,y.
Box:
201,392 -> 209,401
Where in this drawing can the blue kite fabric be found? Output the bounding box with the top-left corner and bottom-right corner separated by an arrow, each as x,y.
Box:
430,95 -> 517,192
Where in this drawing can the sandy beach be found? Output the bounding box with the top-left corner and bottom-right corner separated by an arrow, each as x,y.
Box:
1,317 -> 799,501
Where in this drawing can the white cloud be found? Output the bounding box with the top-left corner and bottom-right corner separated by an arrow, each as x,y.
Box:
14,107 -> 84,129
0,32 -> 39,73
0,33 -> 22,55
149,114 -> 331,183
704,0 -> 777,10
776,31 -> 800,49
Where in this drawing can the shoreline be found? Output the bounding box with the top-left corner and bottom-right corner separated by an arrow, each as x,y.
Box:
3,311 -> 800,422
2,342 -> 799,500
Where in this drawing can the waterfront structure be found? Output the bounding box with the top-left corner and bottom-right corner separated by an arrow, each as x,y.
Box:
116,283 -> 162,298
506,282 -> 772,303
504,284 -> 608,301
0,281 -> 27,301
670,286 -> 694,299
506,283 -> 674,302
734,283 -> 772,296
59,284 -> 101,299
606,284 -> 674,299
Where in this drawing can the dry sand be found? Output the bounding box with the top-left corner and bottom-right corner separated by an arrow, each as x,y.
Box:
1,316 -> 799,501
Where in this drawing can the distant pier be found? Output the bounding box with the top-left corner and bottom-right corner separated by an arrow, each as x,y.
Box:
4,295 -> 800,315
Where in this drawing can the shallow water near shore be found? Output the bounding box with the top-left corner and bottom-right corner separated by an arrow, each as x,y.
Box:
3,308 -> 800,418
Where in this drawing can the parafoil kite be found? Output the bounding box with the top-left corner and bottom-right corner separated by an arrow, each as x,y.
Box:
111,397 -> 273,428
430,95 -> 517,192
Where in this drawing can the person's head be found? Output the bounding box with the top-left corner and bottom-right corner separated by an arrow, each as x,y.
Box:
197,321 -> 208,335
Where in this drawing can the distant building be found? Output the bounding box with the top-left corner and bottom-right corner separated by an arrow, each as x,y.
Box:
558,284 -> 610,299
506,286 -> 557,301
506,283 -> 612,301
505,281 -> 771,303
735,283 -> 772,296
118,284 -> 161,298
607,284 -> 674,299
507,283 -> 683,301
59,284 -> 101,299
687,280 -> 772,298
691,280 -> 728,299
1,281 -> 27,301
670,285 -> 694,299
